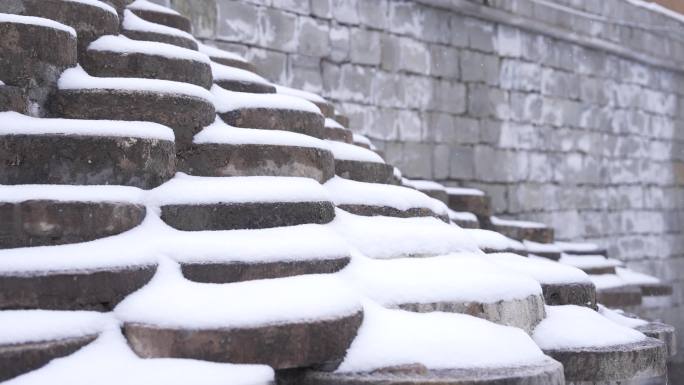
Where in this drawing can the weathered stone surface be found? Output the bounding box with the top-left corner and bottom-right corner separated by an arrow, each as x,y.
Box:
636,322 -> 676,358
0,85 -> 26,113
82,49 -> 213,89
0,0 -> 119,57
415,188 -> 448,204
209,56 -> 258,73
485,222 -> 555,244
578,266 -> 616,275
124,311 -> 363,369
399,294 -> 546,334
542,282 -> 597,308
323,125 -> 353,143
0,201 -> 145,249
544,338 -> 666,382
528,250 -> 561,261
102,0 -> 133,15
315,101 -> 335,118
334,114 -> 350,128
338,204 -> 448,222
0,266 -> 156,310
0,18 -> 76,88
335,160 -> 394,184
51,90 -> 215,149
451,217 -> 480,229
130,8 -> 192,33
219,108 -> 325,139
123,29 -> 198,50
0,134 -> 175,188
447,193 -> 492,218
596,285 -> 643,308
277,359 -> 565,385
161,201 -> 336,231
639,283 -> 673,297
181,257 -> 351,283
214,78 -> 276,94
178,143 -> 335,183
0,334 -> 96,382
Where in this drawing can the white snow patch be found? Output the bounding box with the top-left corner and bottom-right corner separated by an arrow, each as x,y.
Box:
122,10 -> 194,40
393,167 -> 402,180
533,305 -> 646,350
555,241 -> 602,253
128,0 -> 181,15
404,179 -> 446,191
448,209 -> 478,223
616,267 -> 661,285
0,13 -> 76,36
88,35 -> 209,64
0,184 -> 145,204
197,42 -> 248,63
325,140 -> 384,163
524,240 -> 562,254
589,274 -> 629,290
463,229 -> 525,252
66,0 -> 117,15
445,187 -> 485,196
352,134 -> 372,147
491,216 -> 547,229
0,111 -> 174,141
210,61 -> 271,86
211,85 -> 322,114
0,310 -> 115,345
486,253 -> 591,285
598,305 -> 648,328
275,84 -> 327,104
324,118 -> 345,130
559,254 -> 623,269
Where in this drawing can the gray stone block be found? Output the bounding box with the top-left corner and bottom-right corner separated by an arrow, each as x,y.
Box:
357,0 -> 387,29
217,0 -> 260,44
297,17 -> 330,57
247,48 -> 288,83
388,1 -> 423,38
467,84 -> 508,119
398,37 -> 430,75
465,18 -> 495,52
460,50 -> 500,85
448,144 -> 475,180
500,59 -> 541,92
171,0 -> 216,39
259,7 -> 297,52
331,0 -> 358,24
422,6 -> 451,44
430,79 -> 466,113
429,44 -> 459,79
310,0 -> 331,18
350,28 -> 381,65
272,0 -> 309,14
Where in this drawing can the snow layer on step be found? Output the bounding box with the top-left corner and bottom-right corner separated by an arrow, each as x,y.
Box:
0,184 -> 145,204
325,177 -> 448,216
524,240 -> 561,254
122,10 -> 194,40
0,310 -> 114,345
0,111 -> 174,141
128,0 -> 181,15
210,61 -> 271,85
329,209 -> 481,258
212,85 -> 322,114
336,301 -> 547,372
325,118 -> 344,130
197,42 -> 248,63
445,186 -> 485,196
589,274 -> 629,289
598,305 -> 648,328
353,133 -> 373,146
616,267 -> 661,285
66,0 -> 117,15
115,260 -> 361,328
463,229 -> 525,251
194,117 -> 328,150
5,329 -> 274,385
404,179 -> 446,191
559,254 -> 623,269
490,216 -> 546,229
148,173 -> 330,205
325,140 -> 384,163
393,167 -> 402,179
555,241 -> 601,253
59,66 -> 213,102
487,253 -> 591,285
339,254 -> 541,306
0,12 -> 76,36
275,85 -> 327,104
533,305 -> 647,350
448,209 -> 477,222
89,35 -> 209,64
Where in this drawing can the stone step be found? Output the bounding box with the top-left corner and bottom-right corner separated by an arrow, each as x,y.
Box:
198,42 -> 258,73
213,85 -> 327,139
83,35 -> 213,89
275,85 -> 335,118
558,254 -> 622,275
327,141 -> 394,184
0,83 -> 26,113
325,177 -> 450,221
597,306 -> 677,358
591,273 -> 645,307
0,13 -> 77,88
555,241 -> 609,257
484,216 -> 555,243
0,112 -> 175,188
613,267 -> 673,298
523,240 -> 562,261
446,187 -> 492,219
102,0 -> 133,16
52,66 -> 215,149
116,263 -> 363,369
179,118 -> 335,183
403,179 -> 448,204
323,118 -> 354,143
211,61 -> 276,93
127,0 -> 191,33
462,229 -> 527,255
334,113 -> 350,128
0,185 -> 147,249
447,210 -> 479,228
150,174 -> 336,231
0,0 -> 120,58
121,10 -> 197,50
352,133 -> 374,149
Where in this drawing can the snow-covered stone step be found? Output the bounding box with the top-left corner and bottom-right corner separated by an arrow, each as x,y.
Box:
0,112 -> 175,188
83,35 -> 213,89
0,0 -> 119,58
446,187 -> 492,220
198,42 -> 257,73
211,61 -> 276,93
0,310 -> 111,381
179,118 -> 335,183
462,229 -> 527,255
0,14 -> 77,88
3,327 -> 275,385
116,261 -> 363,369
524,240 -> 562,261
487,253 -> 597,308
122,10 -> 197,50
334,113 -> 350,128
352,133 -> 374,150
102,0 -> 133,15
276,85 -> 335,118
533,305 -> 666,384
53,66 -> 215,149
448,210 -> 479,228
127,0 -> 191,33
340,255 -> 546,333
0,84 -> 26,113
150,174 -> 336,231
0,185 -> 146,249
279,302 -> 564,385
556,241 -> 608,257
598,306 -> 677,358
403,179 -> 448,204
559,253 -> 622,274
323,118 -> 353,143
614,267 -> 673,297
485,216 -> 555,243
213,85 -> 327,139
325,177 -> 450,221
328,141 -> 393,184
591,274 -> 644,307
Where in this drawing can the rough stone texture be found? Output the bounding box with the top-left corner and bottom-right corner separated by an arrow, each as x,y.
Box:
447,193 -> 492,219
130,8 -> 192,33
180,257 -> 350,283
323,125 -> 353,143
0,85 -> 26,113
415,188 -> 448,204
0,334 -> 97,382
637,322 -> 677,358
219,108 -> 325,139
178,143 -> 335,183
123,311 -> 363,369
206,54 -> 258,73
337,204 -> 447,222
0,134 -> 176,189
451,217 -> 479,229
0,201 -> 145,249
541,282 -> 597,309
160,201 -> 336,230
597,286 -> 644,308
543,338 -> 666,383
334,160 -> 394,184
123,29 -> 198,50
484,222 -> 555,244
0,266 -> 156,310
215,78 -> 276,94
82,49 -> 213,89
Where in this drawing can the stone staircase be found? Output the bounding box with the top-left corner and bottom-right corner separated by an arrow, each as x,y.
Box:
0,1 -> 676,384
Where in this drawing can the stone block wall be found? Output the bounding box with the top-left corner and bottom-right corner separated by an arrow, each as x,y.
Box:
150,0 -> 684,377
